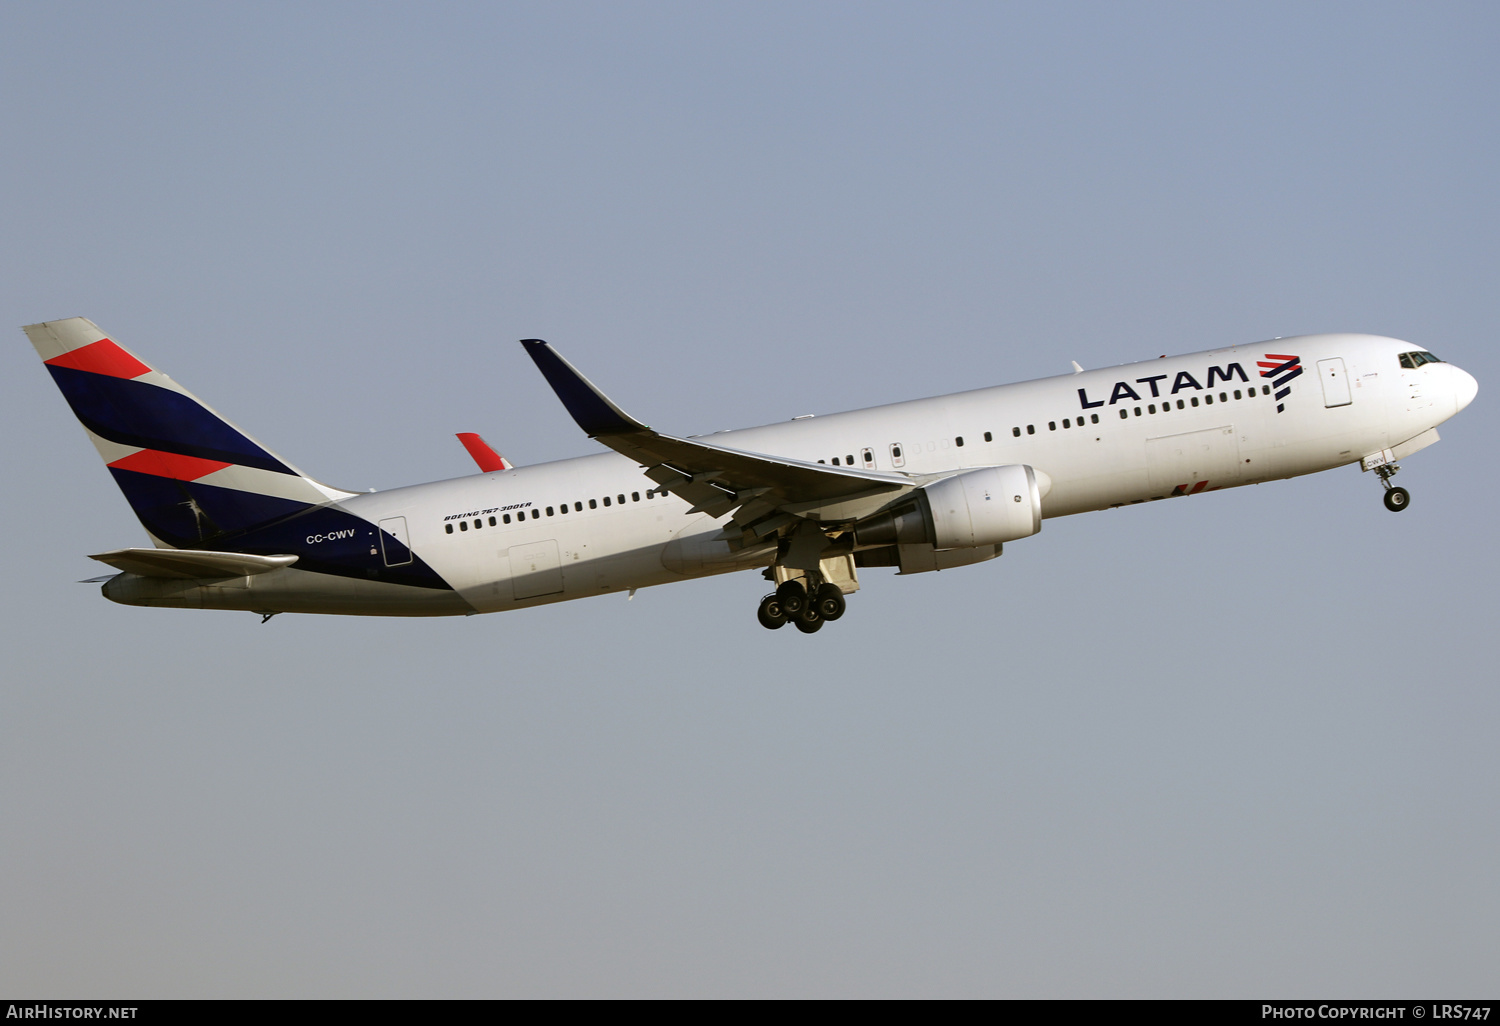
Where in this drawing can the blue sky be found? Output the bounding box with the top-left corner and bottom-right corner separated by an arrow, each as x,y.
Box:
2,2 -> 1497,996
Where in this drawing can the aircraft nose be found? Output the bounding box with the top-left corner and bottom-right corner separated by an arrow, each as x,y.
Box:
1454,366 -> 1479,412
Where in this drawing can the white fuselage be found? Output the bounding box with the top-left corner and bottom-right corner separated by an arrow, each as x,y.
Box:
284,332 -> 1470,615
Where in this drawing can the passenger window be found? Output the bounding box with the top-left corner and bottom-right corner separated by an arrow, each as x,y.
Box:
546,506 -> 554,516
618,494 -> 626,504
503,514 -> 511,524
1027,425 -> 1035,435
474,519 -> 482,529
1048,422 -> 1056,431
984,431 -> 993,442
1119,410 -> 1128,419
1219,392 -> 1227,402
1062,420 -> 1070,429
489,516 -> 496,526
1262,385 -> 1270,395
1191,396 -> 1199,407
460,521 -> 468,531
575,502 -> 582,511
632,492 -> 640,502
603,496 -> 611,506
445,523 -> 453,534
1149,404 -> 1156,414
1012,427 -> 1021,437
1234,389 -> 1242,399
1204,395 -> 1213,405
818,459 -> 825,464
1091,414 -> 1099,424
1177,399 -> 1185,409
1134,407 -> 1142,417
559,503 -> 567,514
531,509 -> 539,519
954,437 -> 964,447
589,499 -> 597,509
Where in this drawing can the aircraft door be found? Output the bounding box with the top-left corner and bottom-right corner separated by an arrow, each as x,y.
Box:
508,540 -> 563,600
1146,426 -> 1242,495
1318,358 -> 1352,407
377,517 -> 413,566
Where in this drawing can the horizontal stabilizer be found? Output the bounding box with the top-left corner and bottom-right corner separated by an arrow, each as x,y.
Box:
89,547 -> 299,579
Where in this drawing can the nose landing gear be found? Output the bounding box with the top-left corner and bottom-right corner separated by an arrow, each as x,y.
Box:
1374,463 -> 1411,513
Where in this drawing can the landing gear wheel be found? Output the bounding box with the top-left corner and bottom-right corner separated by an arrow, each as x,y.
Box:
1383,486 -> 1410,512
793,607 -> 823,634
756,593 -> 787,630
776,580 -> 807,616
813,584 -> 846,622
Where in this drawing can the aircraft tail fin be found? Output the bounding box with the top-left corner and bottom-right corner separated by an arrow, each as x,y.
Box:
26,317 -> 354,548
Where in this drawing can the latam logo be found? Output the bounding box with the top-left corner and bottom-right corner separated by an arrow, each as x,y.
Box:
1258,353 -> 1303,413
1077,362 -> 1252,410
1171,480 -> 1218,497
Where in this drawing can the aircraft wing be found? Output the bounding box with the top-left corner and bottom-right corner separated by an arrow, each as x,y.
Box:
455,432 -> 512,472
521,339 -> 913,531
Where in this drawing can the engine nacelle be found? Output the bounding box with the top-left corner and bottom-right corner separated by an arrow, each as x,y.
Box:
856,465 -> 1042,551
926,464 -> 1041,548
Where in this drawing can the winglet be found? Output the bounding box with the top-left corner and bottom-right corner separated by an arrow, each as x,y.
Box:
520,339 -> 648,437
455,432 -> 511,472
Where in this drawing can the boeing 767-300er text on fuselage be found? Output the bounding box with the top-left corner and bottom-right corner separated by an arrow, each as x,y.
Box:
26,318 -> 1477,632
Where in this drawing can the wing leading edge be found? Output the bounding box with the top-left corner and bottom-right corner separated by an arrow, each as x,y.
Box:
519,339 -> 914,534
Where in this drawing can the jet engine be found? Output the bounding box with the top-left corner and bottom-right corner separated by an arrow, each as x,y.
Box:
855,464 -> 1042,550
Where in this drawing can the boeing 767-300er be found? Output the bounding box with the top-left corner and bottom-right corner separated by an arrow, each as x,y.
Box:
26,317 -> 1478,632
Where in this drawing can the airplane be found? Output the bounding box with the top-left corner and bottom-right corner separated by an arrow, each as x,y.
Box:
26,317 -> 1478,633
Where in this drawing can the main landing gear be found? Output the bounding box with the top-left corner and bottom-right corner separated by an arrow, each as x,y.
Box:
1374,463 -> 1411,513
756,579 -> 847,634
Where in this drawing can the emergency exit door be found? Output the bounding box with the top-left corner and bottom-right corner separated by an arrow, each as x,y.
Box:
1317,358 -> 1352,407
377,517 -> 413,566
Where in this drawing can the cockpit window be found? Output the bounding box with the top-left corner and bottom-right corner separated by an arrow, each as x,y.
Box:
1399,351 -> 1444,369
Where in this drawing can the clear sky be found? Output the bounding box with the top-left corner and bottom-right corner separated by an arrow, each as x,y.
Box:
2,1 -> 1497,997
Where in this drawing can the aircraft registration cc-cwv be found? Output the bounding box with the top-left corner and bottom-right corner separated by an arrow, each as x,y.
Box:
26,318 -> 1477,633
